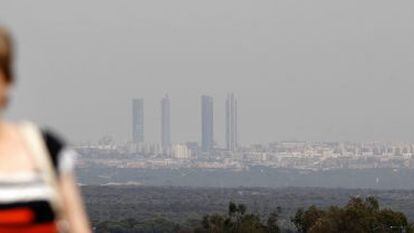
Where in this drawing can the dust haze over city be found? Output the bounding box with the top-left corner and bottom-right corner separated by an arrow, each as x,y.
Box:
3,1 -> 414,232
3,0 -> 414,145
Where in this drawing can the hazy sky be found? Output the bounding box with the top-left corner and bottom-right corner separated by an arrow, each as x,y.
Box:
1,0 -> 414,145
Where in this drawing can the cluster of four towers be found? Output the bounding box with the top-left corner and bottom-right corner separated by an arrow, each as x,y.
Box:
132,94 -> 238,153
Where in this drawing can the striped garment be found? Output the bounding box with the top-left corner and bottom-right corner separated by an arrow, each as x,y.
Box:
0,130 -> 75,233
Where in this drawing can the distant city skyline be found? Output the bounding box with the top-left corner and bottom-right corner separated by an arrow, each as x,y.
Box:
4,1 -> 414,145
132,94 -> 239,150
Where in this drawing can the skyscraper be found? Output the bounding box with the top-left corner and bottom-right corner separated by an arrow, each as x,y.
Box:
132,98 -> 144,143
226,93 -> 238,152
201,95 -> 214,152
161,94 -> 171,148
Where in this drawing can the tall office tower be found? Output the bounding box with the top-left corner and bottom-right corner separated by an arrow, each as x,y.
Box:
201,95 -> 214,152
132,98 -> 144,143
226,93 -> 238,152
161,94 -> 171,148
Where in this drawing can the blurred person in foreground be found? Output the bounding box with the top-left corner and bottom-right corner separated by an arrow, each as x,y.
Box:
0,26 -> 91,232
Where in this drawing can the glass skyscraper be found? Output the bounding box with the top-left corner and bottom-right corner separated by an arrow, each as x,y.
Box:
226,93 -> 238,152
132,98 -> 144,143
161,95 -> 171,149
201,95 -> 214,152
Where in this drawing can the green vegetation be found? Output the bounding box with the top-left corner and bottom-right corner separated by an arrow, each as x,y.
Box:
83,186 -> 414,233
95,202 -> 283,233
292,197 -> 413,233
94,197 -> 413,233
194,202 -> 281,233
96,218 -> 180,233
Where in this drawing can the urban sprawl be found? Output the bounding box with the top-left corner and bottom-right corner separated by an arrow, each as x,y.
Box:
76,94 -> 414,171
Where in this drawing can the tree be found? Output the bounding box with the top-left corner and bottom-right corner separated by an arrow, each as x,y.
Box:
267,211 -> 281,233
292,206 -> 325,233
292,196 -> 414,233
200,202 -> 280,233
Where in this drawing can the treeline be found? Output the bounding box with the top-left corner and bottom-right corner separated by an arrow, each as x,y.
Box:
95,202 -> 285,233
193,202 -> 283,233
83,186 -> 414,224
95,197 -> 413,233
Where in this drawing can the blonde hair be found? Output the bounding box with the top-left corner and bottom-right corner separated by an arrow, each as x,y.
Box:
0,26 -> 13,83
